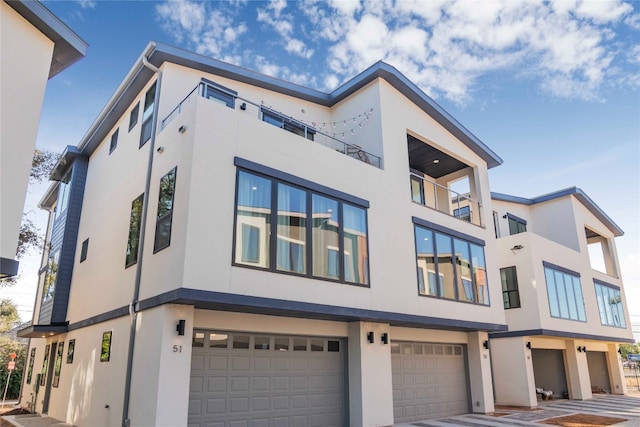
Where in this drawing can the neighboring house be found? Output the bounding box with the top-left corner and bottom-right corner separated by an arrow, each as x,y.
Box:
0,0 -> 87,278
489,188 -> 634,407
18,42 -> 508,426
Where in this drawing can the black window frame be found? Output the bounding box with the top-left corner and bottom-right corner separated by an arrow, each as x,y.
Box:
594,280 -> 626,328
500,266 -> 521,309
202,79 -> 236,108
109,128 -> 119,154
52,341 -> 64,388
153,167 -> 177,253
128,102 -> 140,131
139,82 -> 157,148
80,238 -> 89,263
543,261 -> 586,322
413,218 -> 490,306
506,213 -> 527,235
100,331 -> 112,362
125,194 -> 144,268
66,339 -> 75,364
232,162 -> 370,287
26,347 -> 36,384
261,108 -> 315,141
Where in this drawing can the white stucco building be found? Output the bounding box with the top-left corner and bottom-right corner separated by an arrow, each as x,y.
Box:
489,189 -> 634,407
16,41 -> 633,427
0,0 -> 87,278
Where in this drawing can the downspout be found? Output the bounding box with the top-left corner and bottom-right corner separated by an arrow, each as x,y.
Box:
121,52 -> 163,427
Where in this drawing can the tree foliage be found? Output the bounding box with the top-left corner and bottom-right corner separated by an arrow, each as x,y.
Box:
0,299 -> 26,399
30,149 -> 59,183
620,342 -> 640,359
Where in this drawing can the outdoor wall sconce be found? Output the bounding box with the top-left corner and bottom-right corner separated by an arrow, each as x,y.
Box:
483,340 -> 489,350
240,102 -> 247,110
618,348 -> 623,354
511,244 -> 524,250
178,125 -> 187,133
367,331 -> 374,344
577,346 -> 586,353
381,333 -> 389,344
526,341 -> 532,350
176,319 -> 186,336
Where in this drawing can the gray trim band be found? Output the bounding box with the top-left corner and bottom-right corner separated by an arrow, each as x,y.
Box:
235,157 -> 370,208
488,328 -> 635,344
412,216 -> 485,246
542,261 -> 580,278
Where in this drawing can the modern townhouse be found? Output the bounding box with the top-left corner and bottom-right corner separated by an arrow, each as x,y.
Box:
17,41 -> 509,427
0,0 -> 87,278
489,188 -> 634,407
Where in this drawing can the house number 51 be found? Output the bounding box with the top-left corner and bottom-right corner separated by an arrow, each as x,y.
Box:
173,345 -> 183,353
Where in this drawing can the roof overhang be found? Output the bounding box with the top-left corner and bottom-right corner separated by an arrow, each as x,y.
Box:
17,323 -> 68,338
5,0 -> 88,79
492,188 -> 623,237
49,145 -> 83,181
75,42 -> 503,169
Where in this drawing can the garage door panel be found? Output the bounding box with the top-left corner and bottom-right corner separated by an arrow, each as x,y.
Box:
392,341 -> 469,423
189,333 -> 345,427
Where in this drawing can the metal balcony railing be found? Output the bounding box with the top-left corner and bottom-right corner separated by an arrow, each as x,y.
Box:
410,172 -> 484,227
161,82 -> 381,168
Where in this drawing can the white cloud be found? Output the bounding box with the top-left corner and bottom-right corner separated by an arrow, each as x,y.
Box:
156,0 -> 639,103
76,0 -> 96,9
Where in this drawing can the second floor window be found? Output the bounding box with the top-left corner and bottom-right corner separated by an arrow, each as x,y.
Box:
544,262 -> 586,322
595,281 -> 626,328
507,213 -> 527,235
42,250 -> 60,303
500,266 -> 520,309
234,169 -> 369,286
140,82 -> 157,148
54,169 -> 73,220
414,223 -> 489,305
109,129 -> 119,154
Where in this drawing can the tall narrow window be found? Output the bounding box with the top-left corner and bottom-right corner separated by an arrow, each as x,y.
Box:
471,244 -> 489,305
40,344 -> 50,386
129,102 -> 139,131
26,348 -> 36,384
234,172 -> 271,268
435,232 -> 456,299
140,82 -> 157,147
312,195 -> 339,279
410,175 -> 424,205
454,238 -> 474,302
493,211 -> 500,238
101,331 -> 112,362
276,184 -> 306,274
126,194 -> 144,267
109,128 -> 119,154
52,341 -> 64,388
42,250 -> 60,302
54,169 -> 73,220
80,238 -> 89,262
415,227 -> 437,296
343,204 -> 368,285
500,266 -> 520,308
154,168 -> 177,253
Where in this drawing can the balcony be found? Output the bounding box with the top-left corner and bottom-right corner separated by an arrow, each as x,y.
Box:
161,81 -> 381,168
410,172 -> 483,226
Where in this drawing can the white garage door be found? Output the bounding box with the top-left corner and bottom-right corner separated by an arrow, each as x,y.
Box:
188,331 -> 346,427
392,342 -> 469,422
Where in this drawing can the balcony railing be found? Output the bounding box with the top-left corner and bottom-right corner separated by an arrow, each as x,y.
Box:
161,82 -> 381,168
410,172 -> 484,227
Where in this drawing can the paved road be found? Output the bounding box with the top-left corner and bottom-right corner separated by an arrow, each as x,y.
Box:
396,395 -> 640,427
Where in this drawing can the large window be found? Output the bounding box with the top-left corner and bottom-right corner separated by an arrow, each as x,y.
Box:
126,194 -> 144,267
234,169 -> 369,285
543,262 -> 586,321
154,168 -> 177,253
507,213 -> 527,235
414,223 -> 489,305
595,281 -> 626,328
139,82 -> 157,148
500,266 -> 521,309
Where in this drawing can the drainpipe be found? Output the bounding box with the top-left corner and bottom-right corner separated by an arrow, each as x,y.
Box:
121,51 -> 163,427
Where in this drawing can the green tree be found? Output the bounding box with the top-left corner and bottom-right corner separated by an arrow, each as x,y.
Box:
0,149 -> 59,287
620,342 -> 640,359
0,299 -> 27,399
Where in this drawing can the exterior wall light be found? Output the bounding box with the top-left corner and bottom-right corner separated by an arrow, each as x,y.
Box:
483,340 -> 489,350
526,341 -> 532,350
176,319 -> 186,336
367,331 -> 374,344
381,333 -> 389,344
178,125 -> 187,133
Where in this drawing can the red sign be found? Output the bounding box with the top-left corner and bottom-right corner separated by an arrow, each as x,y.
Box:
9,353 -> 16,360
7,361 -> 15,371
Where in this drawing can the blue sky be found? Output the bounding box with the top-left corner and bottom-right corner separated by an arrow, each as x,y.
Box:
7,0 -> 640,337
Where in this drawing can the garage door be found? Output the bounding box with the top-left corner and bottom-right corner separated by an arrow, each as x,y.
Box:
392,342 -> 469,422
188,331 -> 346,427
